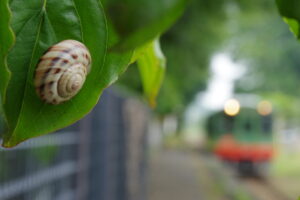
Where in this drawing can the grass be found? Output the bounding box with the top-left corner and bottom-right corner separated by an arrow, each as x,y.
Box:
272,148 -> 300,177
270,145 -> 300,199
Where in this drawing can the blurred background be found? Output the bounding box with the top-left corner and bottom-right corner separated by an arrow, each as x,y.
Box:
1,0 -> 300,199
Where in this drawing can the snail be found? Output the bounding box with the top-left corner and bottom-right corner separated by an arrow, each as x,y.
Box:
34,40 -> 91,105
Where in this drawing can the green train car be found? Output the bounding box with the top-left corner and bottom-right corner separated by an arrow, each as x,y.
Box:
206,99 -> 273,174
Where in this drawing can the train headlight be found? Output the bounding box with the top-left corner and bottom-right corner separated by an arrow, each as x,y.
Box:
224,99 -> 240,116
257,100 -> 272,116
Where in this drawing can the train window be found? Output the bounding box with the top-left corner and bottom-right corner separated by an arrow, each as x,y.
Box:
244,121 -> 252,131
261,115 -> 272,134
206,115 -> 220,139
223,114 -> 235,133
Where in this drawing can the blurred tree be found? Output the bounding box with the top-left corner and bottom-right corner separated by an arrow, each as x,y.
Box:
119,0 -> 229,118
225,0 -> 300,119
157,0 -> 228,116
119,0 -> 300,131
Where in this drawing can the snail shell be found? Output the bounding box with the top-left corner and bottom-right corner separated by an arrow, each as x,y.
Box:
34,40 -> 91,104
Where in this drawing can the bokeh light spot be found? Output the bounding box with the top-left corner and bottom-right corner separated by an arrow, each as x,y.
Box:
224,99 -> 240,116
257,100 -> 272,116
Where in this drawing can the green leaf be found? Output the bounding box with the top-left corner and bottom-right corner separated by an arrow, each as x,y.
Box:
136,38 -> 166,107
276,0 -> 300,39
283,17 -> 299,36
3,0 -> 107,147
105,0 -> 186,50
0,98 -> 5,137
0,0 -> 14,103
99,21 -> 134,87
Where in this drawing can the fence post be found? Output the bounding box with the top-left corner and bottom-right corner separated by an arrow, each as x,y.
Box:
76,113 -> 92,200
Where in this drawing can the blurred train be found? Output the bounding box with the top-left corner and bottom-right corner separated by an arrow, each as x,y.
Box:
205,99 -> 273,175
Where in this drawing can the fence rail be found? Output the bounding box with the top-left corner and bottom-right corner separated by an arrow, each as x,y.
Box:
0,89 -> 149,200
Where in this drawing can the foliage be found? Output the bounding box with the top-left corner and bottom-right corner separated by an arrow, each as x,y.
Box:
119,0 -> 229,117
276,0 -> 300,38
1,0 -> 299,146
223,0 -> 300,119
0,0 -> 185,147
135,38 -> 166,107
0,0 -> 14,104
157,0 -> 228,116
102,0 -> 186,50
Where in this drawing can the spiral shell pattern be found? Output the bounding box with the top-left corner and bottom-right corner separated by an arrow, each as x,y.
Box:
35,40 -> 91,104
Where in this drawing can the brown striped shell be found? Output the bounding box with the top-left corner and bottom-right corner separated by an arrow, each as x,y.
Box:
34,40 -> 91,104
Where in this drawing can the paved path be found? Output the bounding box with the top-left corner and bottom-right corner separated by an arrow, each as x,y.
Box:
147,150 -> 206,200
147,149 -> 293,200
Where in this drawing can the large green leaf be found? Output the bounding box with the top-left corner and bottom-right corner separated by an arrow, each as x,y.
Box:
104,0 -> 186,50
276,0 -> 300,39
1,0 -> 184,147
3,0 -> 107,147
136,38 -> 166,107
0,0 -> 14,103
99,21 -> 133,87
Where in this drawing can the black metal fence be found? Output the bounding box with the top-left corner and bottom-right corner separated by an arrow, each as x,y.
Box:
0,89 -> 149,200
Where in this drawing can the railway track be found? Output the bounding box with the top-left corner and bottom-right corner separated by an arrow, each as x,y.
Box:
199,152 -> 294,200
241,177 -> 292,200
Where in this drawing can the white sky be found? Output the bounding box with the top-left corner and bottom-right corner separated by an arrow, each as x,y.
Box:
185,53 -> 245,124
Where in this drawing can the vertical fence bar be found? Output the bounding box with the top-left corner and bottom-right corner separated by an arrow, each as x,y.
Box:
76,113 -> 92,200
